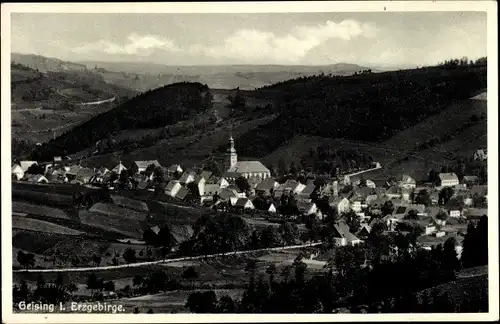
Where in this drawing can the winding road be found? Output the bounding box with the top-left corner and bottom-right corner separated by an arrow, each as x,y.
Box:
13,242 -> 323,273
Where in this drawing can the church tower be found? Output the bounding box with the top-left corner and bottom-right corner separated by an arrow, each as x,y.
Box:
227,134 -> 238,170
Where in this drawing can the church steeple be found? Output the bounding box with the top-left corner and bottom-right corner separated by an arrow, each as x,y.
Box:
227,133 -> 238,170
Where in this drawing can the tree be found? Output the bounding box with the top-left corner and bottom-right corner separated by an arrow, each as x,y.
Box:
17,251 -> 36,268
123,248 -> 137,263
381,200 -> 395,216
441,237 -> 461,272
25,163 -> 45,175
266,264 -> 277,284
133,275 -> 143,287
158,224 -> 175,254
86,273 -> 103,297
185,291 -> 218,313
92,253 -> 102,267
344,211 -> 361,233
147,308 -> 154,314
415,190 -> 432,206
259,226 -> 283,248
235,176 -> 251,194
439,187 -> 455,205
279,222 -> 299,245
227,89 -> 247,115
217,295 -> 237,313
182,266 -> 199,280
405,209 -> 419,220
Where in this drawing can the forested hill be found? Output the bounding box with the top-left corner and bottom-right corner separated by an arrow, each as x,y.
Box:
33,82 -> 213,160
231,65 -> 487,158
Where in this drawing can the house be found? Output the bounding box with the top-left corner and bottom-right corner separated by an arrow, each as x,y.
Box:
223,135 -> 271,179
365,179 -> 376,189
167,164 -> 183,176
25,174 -> 49,184
473,149 -> 487,161
204,184 -> 220,197
368,196 -> 389,210
165,180 -> 182,197
112,162 -> 127,175
399,174 -> 416,189
297,183 -> 316,202
218,188 -> 242,204
470,185 -> 488,200
466,208 -> 487,220
267,203 -> 277,213
350,197 -> 364,213
175,186 -> 190,200
332,222 -> 362,246
234,198 -> 255,210
273,180 -> 306,198
179,171 -> 196,185
319,181 -> 339,197
12,164 -> 24,180
356,224 -> 372,239
193,175 -> 206,196
297,201 -> 317,216
200,171 -> 213,182
132,160 -> 161,174
329,197 -> 350,214
20,161 -> 38,172
217,177 -> 230,189
46,171 -> 68,184
386,186 -> 402,199
75,167 -> 97,184
401,187 -> 413,202
255,178 -> 279,196
438,173 -> 459,187
416,217 -> 437,235
426,207 -> 450,225
462,175 -> 479,187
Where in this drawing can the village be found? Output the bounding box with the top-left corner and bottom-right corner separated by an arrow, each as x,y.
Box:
11,133 -> 488,256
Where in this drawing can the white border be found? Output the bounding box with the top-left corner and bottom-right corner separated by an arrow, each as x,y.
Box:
1,2 -> 498,323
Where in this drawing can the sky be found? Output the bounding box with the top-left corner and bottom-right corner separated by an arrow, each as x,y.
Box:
10,12 -> 487,67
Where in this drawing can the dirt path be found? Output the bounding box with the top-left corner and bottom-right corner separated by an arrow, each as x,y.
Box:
13,242 -> 323,273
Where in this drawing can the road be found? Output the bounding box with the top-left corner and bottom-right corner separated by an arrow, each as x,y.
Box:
77,97 -> 116,106
13,242 -> 323,273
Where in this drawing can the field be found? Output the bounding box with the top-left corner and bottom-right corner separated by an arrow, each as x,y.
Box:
12,200 -> 71,220
12,215 -> 83,236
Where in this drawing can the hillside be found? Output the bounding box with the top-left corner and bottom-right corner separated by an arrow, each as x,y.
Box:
229,65 -> 487,159
11,62 -> 137,155
32,82 -> 214,161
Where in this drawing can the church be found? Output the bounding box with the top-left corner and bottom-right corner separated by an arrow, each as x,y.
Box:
222,135 -> 271,180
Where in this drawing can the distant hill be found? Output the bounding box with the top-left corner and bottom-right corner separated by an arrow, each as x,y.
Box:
12,53 -> 88,73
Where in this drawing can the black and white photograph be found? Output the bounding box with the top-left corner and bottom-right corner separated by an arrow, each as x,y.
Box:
1,1 -> 498,322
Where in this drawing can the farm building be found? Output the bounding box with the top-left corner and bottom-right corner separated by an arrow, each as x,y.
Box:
438,173 -> 459,187
131,160 -> 161,174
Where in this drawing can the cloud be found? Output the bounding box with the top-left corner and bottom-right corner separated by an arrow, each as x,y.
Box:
71,19 -> 377,62
193,19 -> 378,63
72,33 -> 180,56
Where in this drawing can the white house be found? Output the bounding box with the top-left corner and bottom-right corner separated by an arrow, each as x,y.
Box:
132,160 -> 161,174
268,203 -> 277,213
25,174 -> 49,184
165,180 -> 182,197
439,173 -> 459,187
234,198 -> 254,209
112,162 -> 127,175
297,202 -> 317,216
179,171 -> 196,185
20,161 -> 38,172
12,164 -> 24,180
167,164 -> 183,175
329,197 -> 350,214
333,222 -> 362,246
399,174 -> 416,189
193,176 -> 206,196
217,177 -> 230,189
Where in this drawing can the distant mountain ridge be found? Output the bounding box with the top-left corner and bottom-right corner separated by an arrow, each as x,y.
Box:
11,53 -> 373,90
